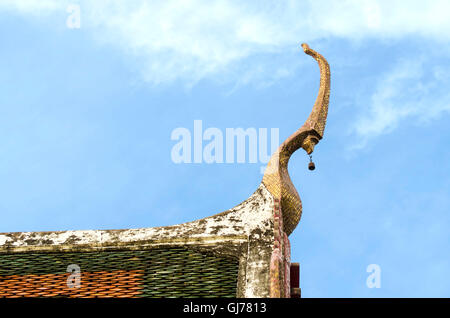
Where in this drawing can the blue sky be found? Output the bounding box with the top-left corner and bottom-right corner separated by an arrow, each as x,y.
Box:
0,1 -> 449,297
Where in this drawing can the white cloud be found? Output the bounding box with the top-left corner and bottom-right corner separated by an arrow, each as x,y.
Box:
351,57 -> 450,148
83,1 -> 303,85
3,1 -> 450,147
0,0 -> 64,15
2,0 -> 450,85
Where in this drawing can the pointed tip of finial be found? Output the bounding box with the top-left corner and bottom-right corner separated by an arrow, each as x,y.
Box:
301,43 -> 310,53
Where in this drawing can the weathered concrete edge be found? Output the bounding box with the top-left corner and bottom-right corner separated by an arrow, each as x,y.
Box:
0,184 -> 273,251
0,235 -> 247,255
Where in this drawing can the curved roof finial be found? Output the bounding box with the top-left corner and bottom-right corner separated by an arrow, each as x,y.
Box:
300,43 -> 331,144
262,43 -> 331,235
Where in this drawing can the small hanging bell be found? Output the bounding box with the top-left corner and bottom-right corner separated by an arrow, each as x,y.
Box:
308,155 -> 315,171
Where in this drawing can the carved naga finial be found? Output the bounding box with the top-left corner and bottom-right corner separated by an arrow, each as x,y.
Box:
262,43 -> 330,235
299,43 -> 331,154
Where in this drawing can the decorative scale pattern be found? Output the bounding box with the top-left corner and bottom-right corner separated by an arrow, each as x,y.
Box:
301,43 -> 331,138
262,43 -> 330,235
0,247 -> 238,298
